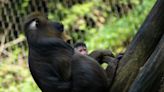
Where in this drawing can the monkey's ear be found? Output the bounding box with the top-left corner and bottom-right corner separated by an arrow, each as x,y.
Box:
52,22 -> 64,32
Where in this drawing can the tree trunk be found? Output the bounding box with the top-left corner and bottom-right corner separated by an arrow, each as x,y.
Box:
128,34 -> 164,92
109,0 -> 164,92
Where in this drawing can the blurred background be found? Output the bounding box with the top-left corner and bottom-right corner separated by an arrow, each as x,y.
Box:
0,0 -> 156,92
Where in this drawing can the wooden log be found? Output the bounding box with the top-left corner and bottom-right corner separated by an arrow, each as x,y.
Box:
110,0 -> 164,91
128,34 -> 164,92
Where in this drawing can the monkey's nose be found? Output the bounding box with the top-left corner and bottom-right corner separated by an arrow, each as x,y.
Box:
51,22 -> 64,32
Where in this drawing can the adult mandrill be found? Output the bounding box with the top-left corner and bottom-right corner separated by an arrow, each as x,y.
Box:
23,12 -> 108,92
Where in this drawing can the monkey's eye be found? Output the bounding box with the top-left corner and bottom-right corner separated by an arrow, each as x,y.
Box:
29,19 -> 39,30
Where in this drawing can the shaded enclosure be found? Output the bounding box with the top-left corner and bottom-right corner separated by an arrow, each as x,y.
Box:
1,0 -> 163,92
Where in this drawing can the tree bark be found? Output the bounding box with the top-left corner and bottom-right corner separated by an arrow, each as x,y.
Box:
128,34 -> 164,92
109,0 -> 164,92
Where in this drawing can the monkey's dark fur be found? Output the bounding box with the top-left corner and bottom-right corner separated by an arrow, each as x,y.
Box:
23,12 -> 108,92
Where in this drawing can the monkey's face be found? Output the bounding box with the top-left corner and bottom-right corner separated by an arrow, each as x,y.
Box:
24,12 -> 65,45
74,46 -> 88,55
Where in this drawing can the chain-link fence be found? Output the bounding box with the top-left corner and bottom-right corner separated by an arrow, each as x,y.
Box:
0,0 -> 147,61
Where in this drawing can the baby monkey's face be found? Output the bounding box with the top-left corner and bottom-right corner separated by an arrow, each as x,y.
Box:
75,46 -> 88,55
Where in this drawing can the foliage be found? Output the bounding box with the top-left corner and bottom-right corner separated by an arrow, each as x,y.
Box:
48,0 -> 155,54
0,47 -> 40,92
86,0 -> 155,54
